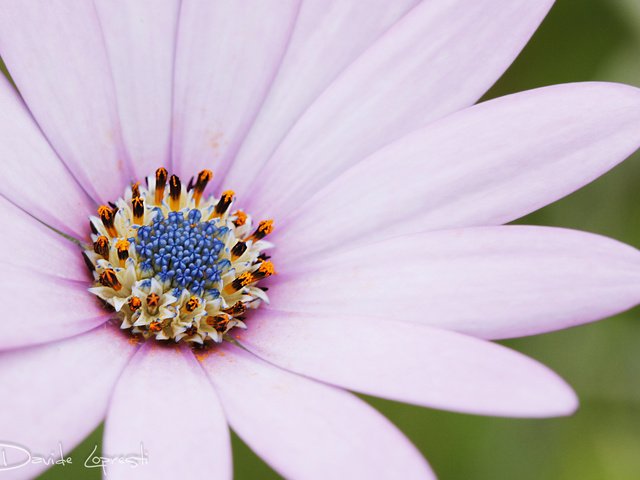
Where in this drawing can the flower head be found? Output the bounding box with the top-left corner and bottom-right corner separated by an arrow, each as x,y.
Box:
0,1 -> 640,479
85,167 -> 273,344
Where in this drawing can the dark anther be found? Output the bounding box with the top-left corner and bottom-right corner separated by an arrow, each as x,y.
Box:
132,197 -> 144,220
215,190 -> 234,215
155,167 -> 168,204
128,296 -> 142,311
233,210 -> 247,227
146,293 -> 160,308
195,170 -> 213,193
99,269 -> 121,291
98,205 -> 117,237
249,220 -> 274,242
206,315 -> 229,332
231,241 -> 247,259
93,236 -> 110,257
116,240 -> 130,261
155,167 -> 168,187
223,302 -> 246,316
185,296 -> 200,312
169,175 -> 181,198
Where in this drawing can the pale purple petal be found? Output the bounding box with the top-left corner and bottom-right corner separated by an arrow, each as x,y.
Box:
0,77 -> 93,238
276,82 -> 640,259
171,0 -> 300,179
0,263 -> 110,350
271,226 -> 640,340
0,0 -> 130,203
231,0 -> 554,216
201,343 -> 434,480
0,325 -> 136,480
104,343 -> 231,479
0,198 -> 110,349
236,311 -> 578,418
94,0 -> 180,178
1,196 -> 87,279
223,0 -> 419,192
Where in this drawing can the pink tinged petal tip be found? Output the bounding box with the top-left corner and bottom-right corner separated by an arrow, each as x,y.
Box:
0,325 -> 136,480
0,0 -> 131,203
201,343 -> 435,480
171,0 -> 301,180
94,0 -> 180,178
103,343 -> 232,480
272,226 -> 640,340
0,77 -> 93,239
277,82 -> 640,259
236,311 -> 579,418
233,0 -> 554,218
0,198 -> 111,350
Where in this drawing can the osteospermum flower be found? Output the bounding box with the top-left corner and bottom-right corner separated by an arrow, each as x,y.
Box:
1,0 -> 640,478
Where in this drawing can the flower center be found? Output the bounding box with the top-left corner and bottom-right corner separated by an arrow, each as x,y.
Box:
84,168 -> 275,344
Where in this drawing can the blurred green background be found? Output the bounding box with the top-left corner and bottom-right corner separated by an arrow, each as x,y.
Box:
2,0 -> 637,478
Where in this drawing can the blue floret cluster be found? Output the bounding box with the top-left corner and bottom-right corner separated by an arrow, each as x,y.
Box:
134,208 -> 231,297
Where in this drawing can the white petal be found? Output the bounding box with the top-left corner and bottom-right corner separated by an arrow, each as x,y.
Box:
0,198 -> 111,349
0,0 -> 131,202
95,0 -> 181,178
224,0 -> 418,193
276,83 -> 640,259
271,226 -> 640,339
0,326 -> 136,479
236,311 -> 578,418
230,0 -> 554,217
0,77 -> 92,238
103,343 -> 231,479
201,343 -> 434,480
171,0 -> 300,180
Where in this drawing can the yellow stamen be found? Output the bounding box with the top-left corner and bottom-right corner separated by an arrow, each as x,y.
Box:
132,197 -> 144,225
233,210 -> 247,227
115,239 -> 130,266
247,219 -> 274,242
93,236 -> 109,258
210,190 -> 235,219
205,315 -> 230,332
149,321 -> 163,333
224,261 -> 275,293
254,260 -> 276,279
146,293 -> 160,308
97,205 -> 118,237
192,169 -> 213,207
183,296 -> 200,314
128,296 -> 142,312
224,272 -> 252,294
99,268 -> 121,291
154,167 -> 168,205
223,302 -> 246,316
231,241 -> 247,260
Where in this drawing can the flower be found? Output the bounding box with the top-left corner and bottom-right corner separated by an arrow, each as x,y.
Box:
0,1 -> 639,479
